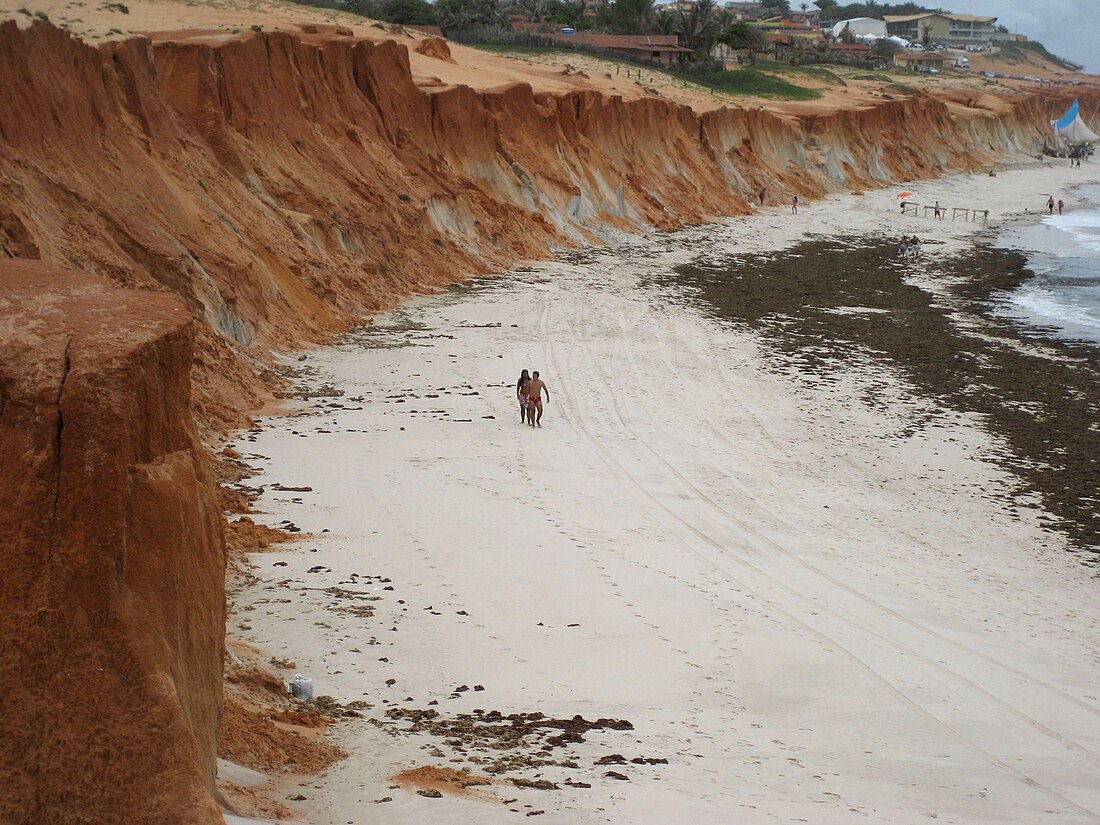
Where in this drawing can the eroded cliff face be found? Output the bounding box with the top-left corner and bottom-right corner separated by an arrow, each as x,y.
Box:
0,21 -> 1086,426
0,260 -> 225,825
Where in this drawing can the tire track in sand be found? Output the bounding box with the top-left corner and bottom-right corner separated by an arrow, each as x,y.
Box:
536,278 -> 1100,822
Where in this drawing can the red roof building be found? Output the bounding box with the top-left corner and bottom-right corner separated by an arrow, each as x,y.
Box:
551,33 -> 694,65
828,42 -> 872,53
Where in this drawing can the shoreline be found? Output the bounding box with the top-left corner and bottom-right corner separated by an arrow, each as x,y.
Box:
990,181 -> 1100,345
224,161 -> 1100,824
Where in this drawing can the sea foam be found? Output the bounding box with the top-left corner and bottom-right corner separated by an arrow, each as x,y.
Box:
994,185 -> 1100,345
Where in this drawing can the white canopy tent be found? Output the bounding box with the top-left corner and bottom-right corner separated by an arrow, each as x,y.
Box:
830,17 -> 887,39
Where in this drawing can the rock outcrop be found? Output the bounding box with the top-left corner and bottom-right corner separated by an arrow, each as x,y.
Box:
414,35 -> 454,62
0,260 -> 225,825
0,21 -> 1090,426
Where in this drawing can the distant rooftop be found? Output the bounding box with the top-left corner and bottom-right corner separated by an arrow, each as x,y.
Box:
556,33 -> 692,52
884,13 -> 996,24
567,33 -> 681,47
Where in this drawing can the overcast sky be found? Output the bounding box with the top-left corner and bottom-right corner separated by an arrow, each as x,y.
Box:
900,1 -> 1098,72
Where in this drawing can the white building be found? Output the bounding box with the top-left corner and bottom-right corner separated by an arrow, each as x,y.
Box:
830,17 -> 887,40
884,13 -> 997,44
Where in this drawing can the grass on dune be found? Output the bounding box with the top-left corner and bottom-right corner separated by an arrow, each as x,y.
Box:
750,59 -> 845,86
685,68 -> 821,100
473,44 -> 821,100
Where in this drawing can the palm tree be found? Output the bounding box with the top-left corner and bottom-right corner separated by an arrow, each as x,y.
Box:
437,0 -> 506,32
560,0 -> 586,25
595,0 -> 614,28
676,0 -> 719,52
521,0 -> 547,21
921,21 -> 932,48
815,0 -> 838,21
655,8 -> 676,34
600,0 -> 655,34
719,20 -> 763,60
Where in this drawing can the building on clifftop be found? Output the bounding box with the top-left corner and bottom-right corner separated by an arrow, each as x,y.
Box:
550,32 -> 694,66
884,12 -> 997,44
893,49 -> 952,70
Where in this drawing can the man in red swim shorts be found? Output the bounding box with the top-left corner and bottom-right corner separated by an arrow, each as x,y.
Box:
526,371 -> 550,427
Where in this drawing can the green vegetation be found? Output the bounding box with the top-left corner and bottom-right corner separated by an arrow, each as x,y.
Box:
596,0 -> 658,35
103,2 -> 129,13
751,60 -> 844,85
994,40 -> 1077,71
871,38 -> 901,58
283,0 -> 442,25
16,7 -> 31,14
886,81 -> 919,96
34,10 -> 49,20
470,42 -> 819,99
685,68 -> 821,99
379,0 -> 440,25
436,0 -> 503,30
813,2 -> 937,22
473,43 -> 562,53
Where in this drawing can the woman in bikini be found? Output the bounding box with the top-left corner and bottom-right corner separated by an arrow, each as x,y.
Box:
516,369 -> 531,423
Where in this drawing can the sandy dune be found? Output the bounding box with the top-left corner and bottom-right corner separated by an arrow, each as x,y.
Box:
227,162 -> 1100,824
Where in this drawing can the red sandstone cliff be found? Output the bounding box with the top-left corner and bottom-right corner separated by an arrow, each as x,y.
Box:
0,21 -> 1089,427
0,260 -> 225,825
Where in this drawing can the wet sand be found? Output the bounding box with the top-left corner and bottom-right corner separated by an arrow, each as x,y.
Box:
672,239 -> 1100,554
226,161 -> 1100,824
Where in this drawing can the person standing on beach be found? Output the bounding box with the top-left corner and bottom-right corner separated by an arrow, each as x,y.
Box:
516,369 -> 531,423
934,201 -> 942,220
792,195 -> 798,214
526,371 -> 550,427
1058,199 -> 1064,215
759,188 -> 766,207
1047,195 -> 1055,215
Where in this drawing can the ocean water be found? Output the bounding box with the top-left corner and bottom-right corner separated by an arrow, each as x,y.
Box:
993,184 -> 1100,346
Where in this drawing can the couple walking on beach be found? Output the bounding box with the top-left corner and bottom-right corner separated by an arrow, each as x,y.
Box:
516,369 -> 550,427
897,235 -> 922,257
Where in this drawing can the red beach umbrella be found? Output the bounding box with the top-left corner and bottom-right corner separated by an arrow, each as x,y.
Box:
897,191 -> 913,199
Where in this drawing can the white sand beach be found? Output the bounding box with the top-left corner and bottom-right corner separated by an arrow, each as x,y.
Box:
229,162 -> 1100,824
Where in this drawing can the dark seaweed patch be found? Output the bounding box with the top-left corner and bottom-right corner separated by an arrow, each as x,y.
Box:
667,238 -> 1100,558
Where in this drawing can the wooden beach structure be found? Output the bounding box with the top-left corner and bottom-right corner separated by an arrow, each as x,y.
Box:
900,202 -> 988,221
